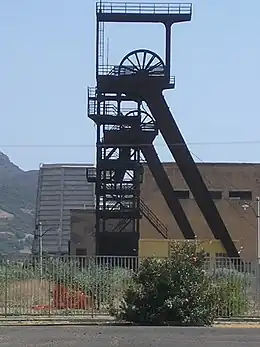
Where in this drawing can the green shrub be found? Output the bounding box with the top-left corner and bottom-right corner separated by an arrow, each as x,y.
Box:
115,241 -> 220,325
0,262 -> 37,283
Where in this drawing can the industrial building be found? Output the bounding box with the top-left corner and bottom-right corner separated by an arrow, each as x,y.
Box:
70,162 -> 260,261
34,163 -> 95,254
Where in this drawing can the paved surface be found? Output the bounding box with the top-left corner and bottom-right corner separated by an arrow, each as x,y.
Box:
0,326 -> 260,346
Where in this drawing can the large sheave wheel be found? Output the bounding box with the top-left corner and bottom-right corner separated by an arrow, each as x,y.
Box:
118,49 -> 165,76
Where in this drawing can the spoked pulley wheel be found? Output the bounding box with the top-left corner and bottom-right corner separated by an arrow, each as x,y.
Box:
118,49 -> 165,76
124,110 -> 156,131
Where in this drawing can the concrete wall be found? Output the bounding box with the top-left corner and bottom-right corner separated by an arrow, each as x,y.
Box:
69,210 -> 134,256
70,210 -> 96,256
139,239 -> 241,258
140,162 -> 260,260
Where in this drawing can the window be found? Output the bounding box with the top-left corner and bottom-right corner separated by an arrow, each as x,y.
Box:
175,190 -> 190,199
209,190 -> 222,200
229,191 -> 252,200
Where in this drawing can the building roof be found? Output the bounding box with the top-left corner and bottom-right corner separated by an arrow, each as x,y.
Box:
150,161 -> 260,167
39,161 -> 260,170
39,163 -> 94,169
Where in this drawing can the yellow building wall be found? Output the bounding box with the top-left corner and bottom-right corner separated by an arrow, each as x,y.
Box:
139,239 -> 241,258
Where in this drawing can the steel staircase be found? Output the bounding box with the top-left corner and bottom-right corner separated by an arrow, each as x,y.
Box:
139,198 -> 168,239
111,198 -> 168,239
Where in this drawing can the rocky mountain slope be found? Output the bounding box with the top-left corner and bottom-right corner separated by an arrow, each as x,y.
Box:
0,152 -> 38,255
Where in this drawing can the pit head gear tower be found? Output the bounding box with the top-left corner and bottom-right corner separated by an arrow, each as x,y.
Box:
86,2 -> 240,258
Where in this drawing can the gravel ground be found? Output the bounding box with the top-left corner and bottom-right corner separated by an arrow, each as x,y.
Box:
0,326 -> 260,346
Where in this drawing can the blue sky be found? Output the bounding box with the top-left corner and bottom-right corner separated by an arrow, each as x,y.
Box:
0,0 -> 260,171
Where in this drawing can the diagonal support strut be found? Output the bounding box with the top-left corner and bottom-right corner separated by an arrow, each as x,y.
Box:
141,144 -> 196,239
144,92 -> 239,258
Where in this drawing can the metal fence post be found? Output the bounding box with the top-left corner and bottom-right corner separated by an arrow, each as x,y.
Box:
209,255 -> 215,274
2,254 -> 260,319
256,258 -> 260,312
4,257 -> 8,317
48,271 -> 51,317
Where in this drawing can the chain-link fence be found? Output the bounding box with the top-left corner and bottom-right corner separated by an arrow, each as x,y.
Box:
0,255 -> 259,317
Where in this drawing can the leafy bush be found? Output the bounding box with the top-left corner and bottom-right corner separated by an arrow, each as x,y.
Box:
0,262 -> 37,283
114,242 -> 252,324
115,242 -> 220,325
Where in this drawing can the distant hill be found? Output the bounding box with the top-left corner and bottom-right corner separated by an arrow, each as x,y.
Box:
0,152 -> 38,255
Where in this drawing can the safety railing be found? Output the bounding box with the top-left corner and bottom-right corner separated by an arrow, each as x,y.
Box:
86,167 -> 97,182
88,97 -> 157,133
98,199 -> 136,211
105,182 -> 135,191
88,86 -> 97,98
104,122 -> 156,133
169,76 -> 176,87
0,255 -> 259,317
88,98 -> 96,117
87,87 -> 97,117
88,99 -> 122,118
96,2 -> 192,15
98,64 -> 166,77
98,65 -> 118,76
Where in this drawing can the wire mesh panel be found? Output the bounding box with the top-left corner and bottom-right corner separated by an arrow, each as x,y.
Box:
0,257 -> 51,316
0,256 -> 260,318
203,257 -> 260,318
0,256 -> 138,317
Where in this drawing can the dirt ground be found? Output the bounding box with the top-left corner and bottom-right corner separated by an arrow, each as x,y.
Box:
0,279 -> 51,314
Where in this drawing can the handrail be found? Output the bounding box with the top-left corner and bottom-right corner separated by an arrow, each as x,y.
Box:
87,166 -> 167,237
105,182 -> 135,190
98,64 -> 166,77
88,96 -> 156,132
169,76 -> 176,86
105,122 -> 156,132
88,86 -> 97,98
96,2 -> 192,16
139,198 -> 168,238
88,100 -> 123,118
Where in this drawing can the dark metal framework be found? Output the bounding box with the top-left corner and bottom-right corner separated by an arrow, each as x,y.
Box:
86,1 -> 240,258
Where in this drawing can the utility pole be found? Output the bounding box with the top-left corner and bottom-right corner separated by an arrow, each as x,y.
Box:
256,197 -> 260,262
38,221 -> 43,281
58,227 -> 62,255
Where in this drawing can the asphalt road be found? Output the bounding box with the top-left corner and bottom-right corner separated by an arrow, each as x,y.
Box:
0,326 -> 260,346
